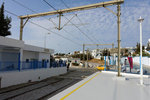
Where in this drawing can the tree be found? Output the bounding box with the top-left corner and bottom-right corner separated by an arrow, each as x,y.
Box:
0,3 -> 12,37
102,49 -> 110,56
146,41 -> 150,51
71,53 -> 93,60
135,43 -> 145,54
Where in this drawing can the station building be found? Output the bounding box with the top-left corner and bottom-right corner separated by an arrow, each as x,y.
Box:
0,36 -> 67,88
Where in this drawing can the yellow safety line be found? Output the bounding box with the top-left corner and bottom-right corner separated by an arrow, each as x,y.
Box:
60,72 -> 101,100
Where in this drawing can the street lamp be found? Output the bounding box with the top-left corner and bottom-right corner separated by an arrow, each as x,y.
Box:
44,33 -> 50,48
138,16 -> 144,85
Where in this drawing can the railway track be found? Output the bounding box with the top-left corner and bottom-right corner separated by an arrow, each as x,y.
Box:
38,79 -> 80,100
0,78 -> 64,100
0,68 -> 97,100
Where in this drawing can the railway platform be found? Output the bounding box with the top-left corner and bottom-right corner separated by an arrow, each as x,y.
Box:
49,71 -> 150,100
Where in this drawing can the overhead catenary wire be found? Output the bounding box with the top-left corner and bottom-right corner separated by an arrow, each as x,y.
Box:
12,0 -> 36,13
60,0 -> 102,44
5,9 -> 81,46
43,0 -> 96,44
60,0 -> 115,50
11,0 -> 82,45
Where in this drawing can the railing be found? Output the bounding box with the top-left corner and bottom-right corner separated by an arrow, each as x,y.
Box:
0,61 -> 66,72
50,61 -> 67,68
22,61 -> 47,70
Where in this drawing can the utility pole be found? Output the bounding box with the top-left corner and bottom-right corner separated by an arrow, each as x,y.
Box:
87,48 -> 89,68
117,4 -> 121,76
83,44 -> 85,67
44,33 -> 50,48
112,43 -> 114,49
138,16 -> 144,85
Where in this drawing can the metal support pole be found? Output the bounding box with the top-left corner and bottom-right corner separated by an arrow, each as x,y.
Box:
20,19 -> 23,40
138,16 -> 144,85
112,43 -> 114,48
87,49 -> 89,68
140,21 -> 143,85
104,56 -> 106,71
117,4 -> 121,76
83,44 -> 85,67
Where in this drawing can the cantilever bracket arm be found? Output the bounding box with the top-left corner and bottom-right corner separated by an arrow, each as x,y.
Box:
61,14 -> 77,29
22,18 -> 30,28
103,6 -> 117,16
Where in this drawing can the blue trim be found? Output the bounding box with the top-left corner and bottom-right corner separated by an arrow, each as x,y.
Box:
18,53 -> 21,71
0,60 -> 67,72
109,56 -> 111,65
104,56 -> 106,71
140,56 -> 141,73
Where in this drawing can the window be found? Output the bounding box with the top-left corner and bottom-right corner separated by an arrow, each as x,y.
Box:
26,59 -> 29,62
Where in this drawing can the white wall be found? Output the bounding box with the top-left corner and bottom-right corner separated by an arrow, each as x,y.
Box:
38,52 -> 50,67
0,36 -> 24,48
120,56 -> 150,66
24,44 -> 54,54
23,50 -> 39,61
0,67 -> 67,88
38,52 -> 50,61
133,56 -> 150,66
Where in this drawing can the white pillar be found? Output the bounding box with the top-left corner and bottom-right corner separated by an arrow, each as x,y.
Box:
138,16 -> 144,85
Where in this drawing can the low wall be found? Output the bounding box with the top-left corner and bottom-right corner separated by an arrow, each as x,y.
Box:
133,57 -> 150,66
0,67 -> 67,88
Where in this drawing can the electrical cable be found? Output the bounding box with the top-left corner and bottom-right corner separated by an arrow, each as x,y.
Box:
5,9 -> 81,46
60,0 -> 103,44
11,0 -> 82,46
43,0 -> 96,44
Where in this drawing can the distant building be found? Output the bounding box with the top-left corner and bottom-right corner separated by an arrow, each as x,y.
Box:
90,49 -> 103,59
146,39 -> 150,51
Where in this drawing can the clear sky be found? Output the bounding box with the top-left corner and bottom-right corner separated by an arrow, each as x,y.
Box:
1,0 -> 150,53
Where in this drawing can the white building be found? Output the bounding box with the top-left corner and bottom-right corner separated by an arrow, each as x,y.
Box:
0,36 -> 67,88
90,49 -> 102,59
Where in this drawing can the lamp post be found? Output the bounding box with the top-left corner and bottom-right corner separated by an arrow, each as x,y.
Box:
44,33 -> 50,48
138,16 -> 144,85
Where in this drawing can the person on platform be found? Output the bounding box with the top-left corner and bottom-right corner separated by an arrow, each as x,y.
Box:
67,60 -> 70,72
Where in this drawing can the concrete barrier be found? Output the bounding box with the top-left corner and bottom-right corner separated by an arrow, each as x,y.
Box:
0,67 -> 67,88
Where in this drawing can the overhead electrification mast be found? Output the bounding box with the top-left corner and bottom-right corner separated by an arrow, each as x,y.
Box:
19,0 -> 124,76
